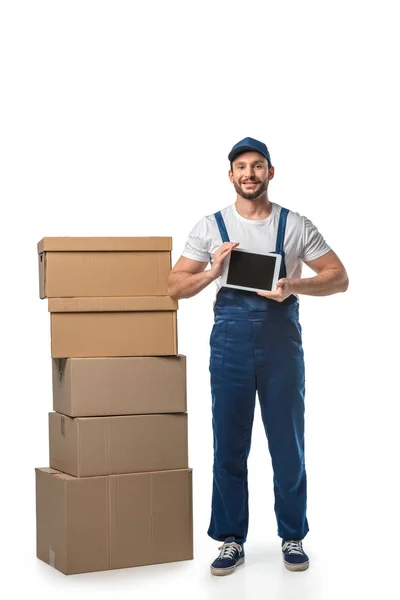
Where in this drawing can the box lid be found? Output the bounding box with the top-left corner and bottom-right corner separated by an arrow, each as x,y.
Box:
36,466 -> 192,478
48,296 -> 178,313
37,237 -> 172,253
35,467 -> 76,480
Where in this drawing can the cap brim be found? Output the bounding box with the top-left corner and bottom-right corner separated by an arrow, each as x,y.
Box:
228,146 -> 269,163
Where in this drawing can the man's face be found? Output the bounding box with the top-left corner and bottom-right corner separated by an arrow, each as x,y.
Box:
228,151 -> 274,200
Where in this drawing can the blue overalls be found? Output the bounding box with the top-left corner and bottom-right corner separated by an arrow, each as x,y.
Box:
207,207 -> 309,544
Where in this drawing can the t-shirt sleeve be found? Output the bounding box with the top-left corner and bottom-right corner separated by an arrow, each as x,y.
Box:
181,216 -> 211,263
299,216 -> 331,262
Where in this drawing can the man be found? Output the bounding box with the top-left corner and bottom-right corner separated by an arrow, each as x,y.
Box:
167,137 -> 348,576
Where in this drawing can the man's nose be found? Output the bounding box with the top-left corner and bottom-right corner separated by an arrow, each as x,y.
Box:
243,166 -> 255,177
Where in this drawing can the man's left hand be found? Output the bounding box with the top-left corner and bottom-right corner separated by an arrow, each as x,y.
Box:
257,278 -> 293,302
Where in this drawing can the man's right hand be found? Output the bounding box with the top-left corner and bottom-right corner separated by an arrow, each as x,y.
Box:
210,242 -> 240,279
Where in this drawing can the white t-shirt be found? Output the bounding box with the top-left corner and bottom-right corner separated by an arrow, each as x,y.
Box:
181,202 -> 331,296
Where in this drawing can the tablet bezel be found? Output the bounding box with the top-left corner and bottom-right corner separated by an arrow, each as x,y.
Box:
220,247 -> 282,293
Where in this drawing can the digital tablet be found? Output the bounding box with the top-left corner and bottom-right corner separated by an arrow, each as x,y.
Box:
220,247 -> 282,293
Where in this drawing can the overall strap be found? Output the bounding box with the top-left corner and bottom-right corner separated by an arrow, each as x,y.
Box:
275,207 -> 289,254
214,211 -> 230,243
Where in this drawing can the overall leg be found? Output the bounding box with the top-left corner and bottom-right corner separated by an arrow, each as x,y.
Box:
256,316 -> 309,541
208,317 -> 257,545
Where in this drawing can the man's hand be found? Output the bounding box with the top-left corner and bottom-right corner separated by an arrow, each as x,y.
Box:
257,278 -> 292,302
210,242 -> 239,279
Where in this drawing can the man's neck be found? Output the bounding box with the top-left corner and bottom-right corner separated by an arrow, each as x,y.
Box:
235,195 -> 272,220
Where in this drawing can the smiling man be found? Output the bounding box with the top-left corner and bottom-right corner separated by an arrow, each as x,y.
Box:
168,136 -> 348,576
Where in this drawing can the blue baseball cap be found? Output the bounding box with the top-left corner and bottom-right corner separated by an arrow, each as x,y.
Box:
228,136 -> 272,166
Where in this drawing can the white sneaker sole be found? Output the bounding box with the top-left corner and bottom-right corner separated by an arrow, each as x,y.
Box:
284,559 -> 309,572
210,556 -> 245,576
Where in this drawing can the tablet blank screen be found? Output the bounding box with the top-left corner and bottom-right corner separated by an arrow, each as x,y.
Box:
227,250 -> 277,290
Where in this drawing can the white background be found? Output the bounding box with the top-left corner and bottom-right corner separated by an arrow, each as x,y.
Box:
1,1 -> 399,598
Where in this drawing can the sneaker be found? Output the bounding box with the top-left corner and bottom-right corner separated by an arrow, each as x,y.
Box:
281,539 -> 309,571
210,537 -> 245,576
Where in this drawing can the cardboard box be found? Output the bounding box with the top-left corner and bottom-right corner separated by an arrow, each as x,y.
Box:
36,467 -> 193,575
53,355 -> 187,417
37,237 -> 172,298
49,412 -> 188,477
48,296 -> 178,358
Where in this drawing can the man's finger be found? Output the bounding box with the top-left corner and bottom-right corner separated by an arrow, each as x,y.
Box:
257,290 -> 282,302
219,249 -> 233,259
257,291 -> 276,297
220,246 -> 237,258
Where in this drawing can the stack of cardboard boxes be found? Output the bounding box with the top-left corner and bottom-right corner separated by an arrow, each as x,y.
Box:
35,237 -> 193,575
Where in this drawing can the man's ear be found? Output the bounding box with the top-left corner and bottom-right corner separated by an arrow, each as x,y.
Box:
268,166 -> 275,180
228,169 -> 233,182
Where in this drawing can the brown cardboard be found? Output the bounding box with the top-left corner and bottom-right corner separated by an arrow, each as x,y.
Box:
49,412 -> 188,477
35,467 -> 193,575
48,295 -> 177,312
48,296 -> 178,358
52,355 -> 187,417
38,237 -> 173,253
37,237 -> 172,298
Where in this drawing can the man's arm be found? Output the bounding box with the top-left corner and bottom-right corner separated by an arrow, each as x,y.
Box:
290,249 -> 349,296
167,242 -> 239,300
257,249 -> 349,302
167,256 -> 214,300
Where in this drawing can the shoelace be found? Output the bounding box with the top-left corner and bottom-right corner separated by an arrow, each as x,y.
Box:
283,540 -> 304,555
218,541 -> 242,559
